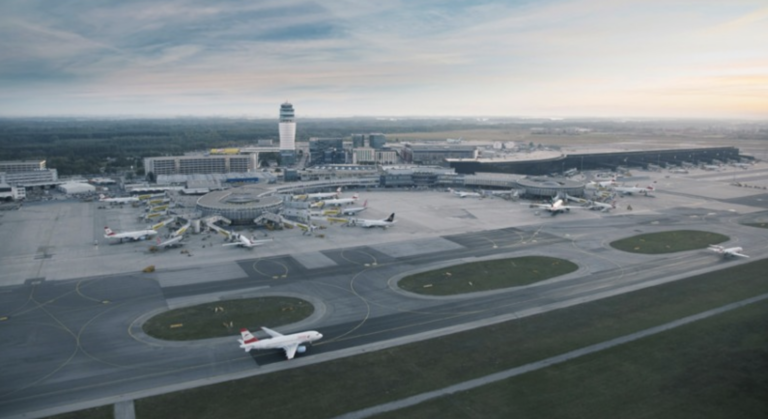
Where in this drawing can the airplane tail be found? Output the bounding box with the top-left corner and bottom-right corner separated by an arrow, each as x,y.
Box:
363,200 -> 368,208
104,226 -> 115,236
239,328 -> 259,351
385,213 -> 395,222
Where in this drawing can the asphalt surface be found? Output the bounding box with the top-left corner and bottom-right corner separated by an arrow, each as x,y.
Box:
1,164 -> 768,418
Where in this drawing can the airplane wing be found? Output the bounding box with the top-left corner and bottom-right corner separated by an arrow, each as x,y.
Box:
261,326 -> 283,338
729,251 -> 750,258
282,343 -> 299,360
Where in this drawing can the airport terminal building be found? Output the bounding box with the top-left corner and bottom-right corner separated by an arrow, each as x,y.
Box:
195,185 -> 283,224
448,146 -> 741,175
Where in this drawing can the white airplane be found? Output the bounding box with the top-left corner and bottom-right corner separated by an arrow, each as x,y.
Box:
588,177 -> 617,188
669,168 -> 689,174
104,226 -> 158,242
223,233 -> 273,248
448,188 -> 483,198
341,200 -> 368,215
531,198 -> 581,216
152,235 -> 184,250
304,187 -> 342,201
238,327 -> 323,359
707,245 -> 749,259
351,213 -> 396,228
613,184 -> 655,196
588,200 -> 617,212
322,193 -> 359,207
99,194 -> 139,204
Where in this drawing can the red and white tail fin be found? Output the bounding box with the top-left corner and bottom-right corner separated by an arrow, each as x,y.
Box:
104,227 -> 115,236
352,194 -> 359,200
363,200 -> 368,208
239,328 -> 259,351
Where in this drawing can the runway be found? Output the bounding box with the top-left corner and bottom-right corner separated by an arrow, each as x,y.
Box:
1,210 -> 766,418
2,166 -> 768,418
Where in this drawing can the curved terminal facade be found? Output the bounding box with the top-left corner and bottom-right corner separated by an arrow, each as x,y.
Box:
196,185 -> 283,224
516,177 -> 585,198
449,146 -> 740,175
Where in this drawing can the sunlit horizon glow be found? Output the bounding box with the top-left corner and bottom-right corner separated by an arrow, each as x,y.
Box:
1,0 -> 766,119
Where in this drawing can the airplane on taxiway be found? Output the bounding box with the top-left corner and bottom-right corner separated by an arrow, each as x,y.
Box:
238,327 -> 323,359
707,245 -> 749,259
531,196 -> 581,216
350,213 -> 396,228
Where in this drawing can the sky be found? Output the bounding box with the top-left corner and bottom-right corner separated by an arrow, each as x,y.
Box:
1,0 -> 767,119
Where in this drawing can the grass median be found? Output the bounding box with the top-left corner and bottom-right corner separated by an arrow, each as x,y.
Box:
132,258 -> 768,418
610,230 -> 728,254
379,299 -> 768,419
398,256 -> 578,295
142,297 -> 314,341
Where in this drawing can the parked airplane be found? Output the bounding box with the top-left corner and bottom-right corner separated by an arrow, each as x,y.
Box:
669,168 -> 689,174
341,200 -> 368,215
104,226 -> 158,242
588,200 -> 617,212
238,326 -> 323,359
588,177 -> 617,188
702,164 -> 721,171
707,245 -> 749,259
531,197 -> 581,216
323,193 -> 359,207
613,184 -> 655,196
152,235 -> 184,250
483,189 -> 520,199
99,194 -> 139,204
448,188 -> 483,198
306,187 -> 342,200
223,234 -> 272,248
350,213 -> 396,228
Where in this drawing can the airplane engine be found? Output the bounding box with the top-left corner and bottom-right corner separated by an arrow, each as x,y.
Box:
297,345 -> 307,354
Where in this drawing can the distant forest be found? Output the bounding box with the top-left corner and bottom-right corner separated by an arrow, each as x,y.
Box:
1,117 -> 763,176
0,117 -> 515,176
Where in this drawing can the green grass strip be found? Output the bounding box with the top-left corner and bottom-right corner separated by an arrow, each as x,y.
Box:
132,258 -> 768,418
398,256 -> 578,295
382,300 -> 768,419
610,230 -> 728,254
142,297 -> 313,341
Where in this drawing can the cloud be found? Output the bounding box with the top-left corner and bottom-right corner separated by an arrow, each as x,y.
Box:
0,0 -> 766,118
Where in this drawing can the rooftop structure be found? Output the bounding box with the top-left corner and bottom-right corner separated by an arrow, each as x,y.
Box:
0,160 -> 46,173
196,185 -> 283,224
449,146 -> 741,175
144,154 -> 258,177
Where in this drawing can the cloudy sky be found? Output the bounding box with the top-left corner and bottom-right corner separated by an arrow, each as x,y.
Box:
1,0 -> 766,119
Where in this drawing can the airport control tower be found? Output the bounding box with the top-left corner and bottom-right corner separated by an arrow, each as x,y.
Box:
279,102 -> 296,151
278,102 -> 297,166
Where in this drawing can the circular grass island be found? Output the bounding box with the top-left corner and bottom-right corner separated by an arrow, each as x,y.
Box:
398,256 -> 578,296
610,230 -> 729,254
143,297 -> 314,341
